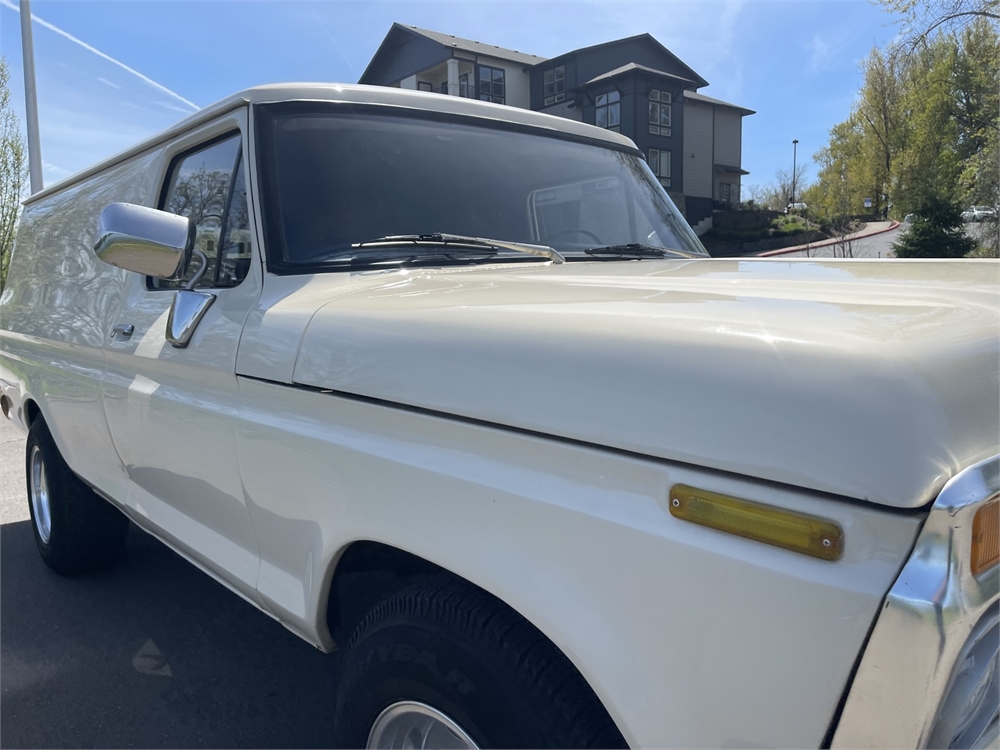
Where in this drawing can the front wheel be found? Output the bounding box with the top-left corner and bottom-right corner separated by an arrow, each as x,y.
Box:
333,579 -> 626,749
26,417 -> 129,576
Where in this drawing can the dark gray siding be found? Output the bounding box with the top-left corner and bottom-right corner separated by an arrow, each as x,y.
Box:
628,71 -> 684,196
573,70 -> 685,196
530,36 -> 702,110
686,197 -> 715,227
359,29 -> 451,86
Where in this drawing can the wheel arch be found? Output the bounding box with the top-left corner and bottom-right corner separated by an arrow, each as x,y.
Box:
23,397 -> 40,427
322,538 -> 626,742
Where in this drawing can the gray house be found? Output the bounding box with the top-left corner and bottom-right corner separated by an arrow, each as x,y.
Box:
359,23 -> 754,233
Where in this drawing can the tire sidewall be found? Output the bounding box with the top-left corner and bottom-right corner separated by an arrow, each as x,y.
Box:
337,622 -> 509,747
335,604 -> 576,749
25,422 -> 65,563
23,417 -> 128,575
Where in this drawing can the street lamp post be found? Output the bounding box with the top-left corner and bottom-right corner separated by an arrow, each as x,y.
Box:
791,139 -> 799,206
19,0 -> 43,194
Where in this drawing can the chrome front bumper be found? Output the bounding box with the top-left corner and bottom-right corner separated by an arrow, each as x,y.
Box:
832,456 -> 1000,749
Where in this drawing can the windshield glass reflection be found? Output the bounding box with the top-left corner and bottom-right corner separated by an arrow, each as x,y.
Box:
257,105 -> 708,270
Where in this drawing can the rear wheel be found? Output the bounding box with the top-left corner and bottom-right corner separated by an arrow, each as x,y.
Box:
26,417 -> 129,575
333,578 -> 626,749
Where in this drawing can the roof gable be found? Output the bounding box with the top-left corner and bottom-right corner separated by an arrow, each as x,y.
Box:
360,23 -> 547,84
404,24 -> 547,66
359,24 -> 452,85
539,34 -> 708,89
583,62 -> 696,87
684,90 -> 755,115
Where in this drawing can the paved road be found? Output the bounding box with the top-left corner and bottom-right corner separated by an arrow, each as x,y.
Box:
772,224 -> 902,259
775,220 -> 997,260
1,419 -> 342,748
0,418 -> 28,525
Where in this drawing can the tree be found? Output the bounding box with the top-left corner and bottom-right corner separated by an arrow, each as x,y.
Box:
872,0 -> 999,46
852,46 -> 909,218
892,35 -> 963,213
891,193 -> 976,256
952,19 -> 1000,210
743,164 -> 808,212
807,119 -> 866,218
810,23 -> 998,223
1,57 -> 28,293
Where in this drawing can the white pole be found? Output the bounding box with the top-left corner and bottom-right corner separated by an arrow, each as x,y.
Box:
19,0 -> 43,194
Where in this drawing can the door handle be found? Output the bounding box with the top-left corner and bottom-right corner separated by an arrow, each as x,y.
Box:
111,323 -> 134,339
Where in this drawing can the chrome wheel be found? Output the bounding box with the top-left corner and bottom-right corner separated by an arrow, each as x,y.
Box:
29,445 -> 52,544
367,701 -> 480,750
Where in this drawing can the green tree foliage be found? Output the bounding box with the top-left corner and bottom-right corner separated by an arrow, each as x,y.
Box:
871,0 -> 999,44
952,19 -> 1000,208
892,193 -> 976,256
810,19 -> 998,228
1,57 -> 28,293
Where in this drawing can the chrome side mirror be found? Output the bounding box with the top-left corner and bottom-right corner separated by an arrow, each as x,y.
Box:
94,202 -> 195,279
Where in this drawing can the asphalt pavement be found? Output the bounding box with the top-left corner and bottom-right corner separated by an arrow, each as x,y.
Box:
769,219 -> 998,259
1,418 -> 342,749
764,222 -> 901,259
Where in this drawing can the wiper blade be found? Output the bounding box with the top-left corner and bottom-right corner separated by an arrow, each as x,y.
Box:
584,243 -> 667,259
350,233 -> 565,264
319,250 -> 496,269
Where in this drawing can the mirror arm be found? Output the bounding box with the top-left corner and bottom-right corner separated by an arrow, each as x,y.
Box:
184,249 -> 209,291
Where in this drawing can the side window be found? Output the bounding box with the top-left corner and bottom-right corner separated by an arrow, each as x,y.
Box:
216,156 -> 251,287
152,133 -> 247,290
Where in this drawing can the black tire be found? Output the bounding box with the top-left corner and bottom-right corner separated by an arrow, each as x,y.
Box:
25,416 -> 129,576
333,578 -> 627,749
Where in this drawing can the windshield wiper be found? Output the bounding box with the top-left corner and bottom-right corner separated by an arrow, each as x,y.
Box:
317,249 -> 496,269
583,243 -> 670,259
314,233 -> 564,265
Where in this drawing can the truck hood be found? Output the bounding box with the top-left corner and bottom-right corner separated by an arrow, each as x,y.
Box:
267,258 -> 999,509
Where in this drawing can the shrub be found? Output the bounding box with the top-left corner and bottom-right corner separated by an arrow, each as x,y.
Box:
892,195 -> 976,258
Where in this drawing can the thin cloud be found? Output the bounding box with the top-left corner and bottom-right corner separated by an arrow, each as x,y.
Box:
0,0 -> 199,111
154,100 -> 197,115
311,7 -> 356,74
42,160 -> 72,185
807,34 -> 840,73
96,76 -> 121,90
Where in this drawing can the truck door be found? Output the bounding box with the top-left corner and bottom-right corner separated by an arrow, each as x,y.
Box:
101,109 -> 263,602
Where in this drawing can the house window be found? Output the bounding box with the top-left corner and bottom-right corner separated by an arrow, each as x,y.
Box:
440,82 -> 448,94
648,148 -> 671,187
479,65 -> 505,104
459,72 -> 471,98
417,81 -> 433,92
595,91 -> 620,132
544,65 -> 565,106
648,89 -> 672,136
720,183 -> 731,202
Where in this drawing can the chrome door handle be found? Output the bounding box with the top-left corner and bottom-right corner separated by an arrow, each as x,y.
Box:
111,323 -> 134,339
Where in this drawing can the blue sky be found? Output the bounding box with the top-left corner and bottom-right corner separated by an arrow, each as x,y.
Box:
1,0 -> 904,191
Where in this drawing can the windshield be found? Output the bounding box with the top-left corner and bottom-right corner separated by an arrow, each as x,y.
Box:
256,103 -> 708,272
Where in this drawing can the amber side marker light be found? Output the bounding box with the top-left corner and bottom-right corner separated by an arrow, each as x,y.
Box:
669,484 -> 844,561
971,498 -> 999,576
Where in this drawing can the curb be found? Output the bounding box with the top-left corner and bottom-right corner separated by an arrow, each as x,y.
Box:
756,221 -> 901,257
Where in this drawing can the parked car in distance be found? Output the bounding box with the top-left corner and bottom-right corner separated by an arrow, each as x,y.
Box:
1,84 -> 998,750
962,207 -> 978,222
784,201 -> 808,214
903,213 -> 915,223
972,205 -> 997,222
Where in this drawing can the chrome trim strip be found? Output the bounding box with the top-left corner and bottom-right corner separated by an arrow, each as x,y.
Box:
23,100 -> 248,205
831,455 -> 1000,749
